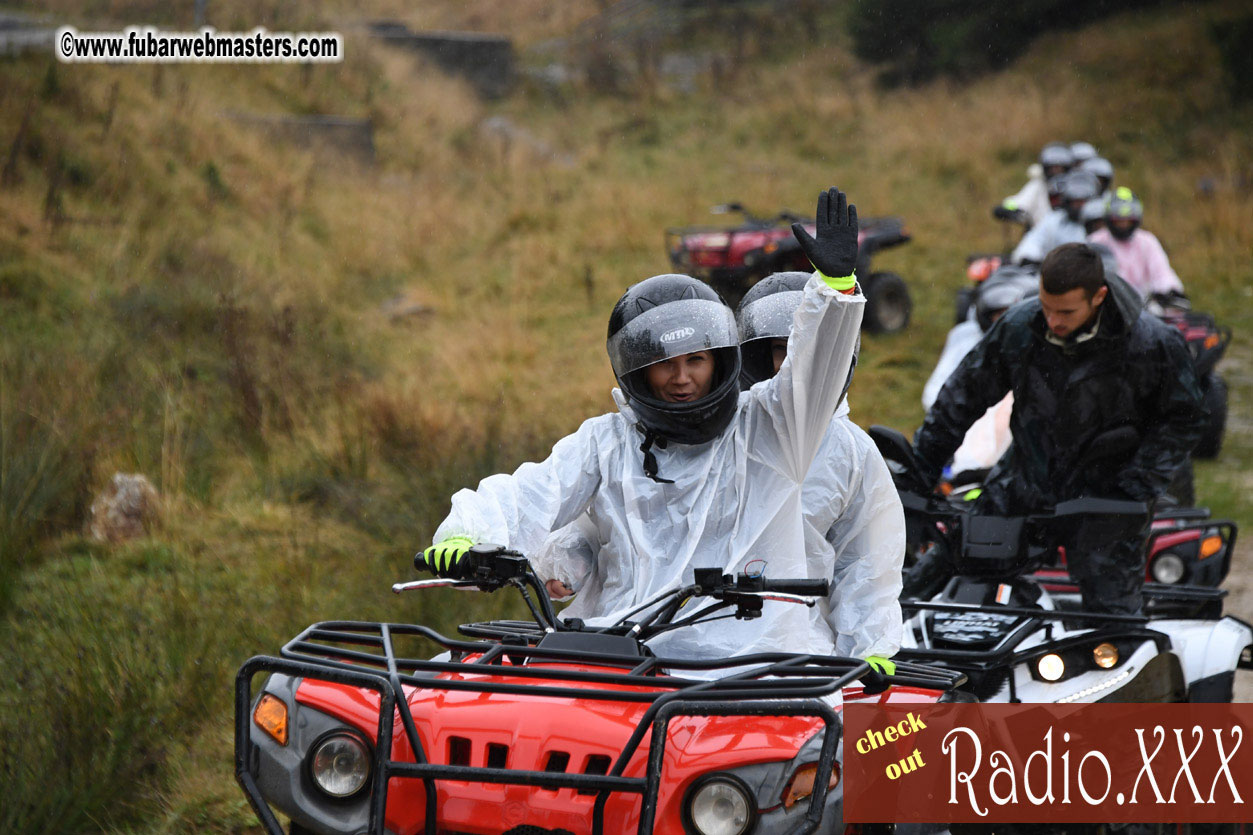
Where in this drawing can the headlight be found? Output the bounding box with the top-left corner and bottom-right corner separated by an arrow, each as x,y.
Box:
309,732 -> 371,798
1037,653 -> 1065,682
1093,642 -> 1119,669
1151,552 -> 1186,584
684,774 -> 755,835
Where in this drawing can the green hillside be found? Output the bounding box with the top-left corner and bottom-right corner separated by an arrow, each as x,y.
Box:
1,0 -> 1250,831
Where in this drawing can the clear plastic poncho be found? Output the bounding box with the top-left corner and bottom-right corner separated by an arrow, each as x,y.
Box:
432,273 -> 863,664
533,407 -> 906,660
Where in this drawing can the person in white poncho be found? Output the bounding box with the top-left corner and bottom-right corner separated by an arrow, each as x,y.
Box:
535,270 -> 905,662
419,188 -> 896,673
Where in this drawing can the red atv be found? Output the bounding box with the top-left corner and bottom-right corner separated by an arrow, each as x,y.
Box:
665,203 -> 913,333
1149,293 -> 1231,459
1032,505 -> 1238,594
934,473 -> 1238,593
236,546 -> 965,834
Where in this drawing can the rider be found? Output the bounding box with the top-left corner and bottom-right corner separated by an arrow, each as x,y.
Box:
1011,169 -> 1101,265
1080,155 -> 1114,196
733,271 -> 903,660
922,266 -> 1038,412
1069,140 -> 1099,165
420,188 -> 877,665
535,271 -> 906,663
997,141 -> 1075,228
1079,196 -> 1106,235
911,243 -> 1205,615
922,267 -> 1037,478
1086,186 -> 1184,299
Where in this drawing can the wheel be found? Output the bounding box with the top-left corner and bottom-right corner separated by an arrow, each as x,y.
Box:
862,271 -> 912,333
1193,373 -> 1227,459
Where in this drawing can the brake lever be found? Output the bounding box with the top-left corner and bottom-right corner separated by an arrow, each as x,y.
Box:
393,579 -> 481,593
749,591 -> 820,607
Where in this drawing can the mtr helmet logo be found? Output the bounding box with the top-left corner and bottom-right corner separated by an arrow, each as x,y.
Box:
660,327 -> 696,344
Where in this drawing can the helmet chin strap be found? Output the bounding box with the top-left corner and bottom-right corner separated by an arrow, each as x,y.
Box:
638,427 -> 675,484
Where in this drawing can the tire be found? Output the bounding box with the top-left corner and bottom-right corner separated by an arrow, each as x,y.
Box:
862,271 -> 912,334
1193,373 -> 1228,459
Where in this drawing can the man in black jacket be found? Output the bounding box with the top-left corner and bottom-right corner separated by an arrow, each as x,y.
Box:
911,242 -> 1205,615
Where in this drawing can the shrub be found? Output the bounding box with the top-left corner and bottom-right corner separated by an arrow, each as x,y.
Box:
847,0 -> 1178,85
1211,13 -> 1253,103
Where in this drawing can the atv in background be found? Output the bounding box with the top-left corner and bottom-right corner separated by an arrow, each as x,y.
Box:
955,206 -> 1034,324
665,202 -> 913,333
1149,292 -> 1230,459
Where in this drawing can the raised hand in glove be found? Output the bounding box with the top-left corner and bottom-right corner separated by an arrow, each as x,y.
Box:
792,186 -> 859,291
416,536 -> 476,578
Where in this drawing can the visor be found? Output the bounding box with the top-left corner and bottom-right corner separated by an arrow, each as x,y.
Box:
735,290 -> 804,345
607,298 -> 738,377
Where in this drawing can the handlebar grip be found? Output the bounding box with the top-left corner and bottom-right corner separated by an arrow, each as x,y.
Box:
761,579 -> 831,597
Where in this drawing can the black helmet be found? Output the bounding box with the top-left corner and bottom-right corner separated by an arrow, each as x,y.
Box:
1105,186 -> 1143,241
975,265 -> 1039,332
735,271 -> 809,387
734,271 -> 859,401
607,274 -> 742,447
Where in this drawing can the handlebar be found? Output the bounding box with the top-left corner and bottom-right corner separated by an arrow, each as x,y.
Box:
739,578 -> 831,597
405,547 -> 832,640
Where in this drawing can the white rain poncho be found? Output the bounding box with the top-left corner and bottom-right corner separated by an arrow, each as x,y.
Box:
432,273 -> 864,663
1011,207 -> 1087,265
534,404 -> 906,660
921,319 -> 983,412
1001,164 -> 1053,227
923,320 -> 1014,475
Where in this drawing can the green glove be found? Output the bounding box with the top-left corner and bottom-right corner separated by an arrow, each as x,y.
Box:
418,536 -> 476,578
865,655 -> 896,676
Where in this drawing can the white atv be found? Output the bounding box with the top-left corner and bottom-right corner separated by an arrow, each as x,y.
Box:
871,425 -> 1252,705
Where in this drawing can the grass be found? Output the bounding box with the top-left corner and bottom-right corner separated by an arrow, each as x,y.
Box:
0,0 -> 1251,831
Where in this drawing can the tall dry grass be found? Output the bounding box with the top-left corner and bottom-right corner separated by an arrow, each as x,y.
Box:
0,0 -> 1251,832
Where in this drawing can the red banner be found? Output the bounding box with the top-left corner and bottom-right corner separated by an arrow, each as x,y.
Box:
844,703 -> 1253,824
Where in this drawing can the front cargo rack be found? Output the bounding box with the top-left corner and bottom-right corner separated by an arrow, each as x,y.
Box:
236,619 -> 964,835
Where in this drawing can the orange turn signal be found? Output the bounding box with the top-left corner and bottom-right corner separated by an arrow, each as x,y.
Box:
782,761 -> 840,809
1204,334 -> 1220,350
1200,535 -> 1223,559
253,693 -> 289,746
